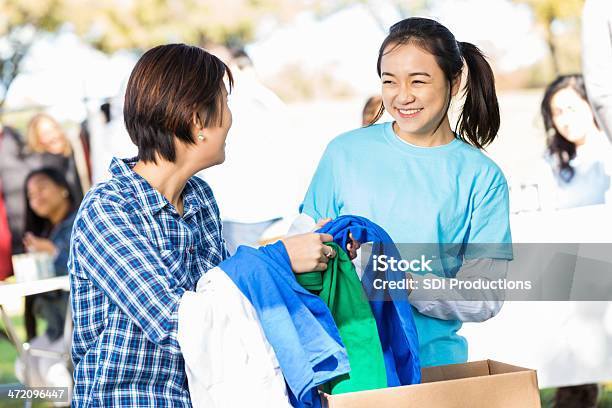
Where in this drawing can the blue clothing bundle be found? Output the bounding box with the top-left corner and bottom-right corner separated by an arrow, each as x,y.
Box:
318,215 -> 421,386
218,241 -> 350,408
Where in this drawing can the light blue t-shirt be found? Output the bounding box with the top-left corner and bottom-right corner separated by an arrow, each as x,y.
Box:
299,122 -> 512,368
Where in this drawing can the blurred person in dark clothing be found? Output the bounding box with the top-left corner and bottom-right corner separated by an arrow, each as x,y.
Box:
553,384 -> 599,408
22,167 -> 78,341
0,179 -> 12,280
0,124 -> 30,255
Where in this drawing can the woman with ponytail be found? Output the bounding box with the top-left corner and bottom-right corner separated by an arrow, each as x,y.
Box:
296,17 -> 512,368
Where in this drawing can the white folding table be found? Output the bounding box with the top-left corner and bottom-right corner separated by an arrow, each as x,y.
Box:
0,276 -> 71,407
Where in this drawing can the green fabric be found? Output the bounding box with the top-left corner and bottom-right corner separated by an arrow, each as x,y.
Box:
296,271 -> 323,292
295,243 -> 387,394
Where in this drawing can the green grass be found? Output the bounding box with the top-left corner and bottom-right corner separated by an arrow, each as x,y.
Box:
540,387 -> 556,407
599,384 -> 612,408
1,315 -> 26,384
0,338 -> 18,384
1,315 -> 54,407
1,315 -> 48,383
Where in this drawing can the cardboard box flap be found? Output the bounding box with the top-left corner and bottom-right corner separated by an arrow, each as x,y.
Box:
322,370 -> 540,408
488,359 -> 534,375
421,359 -> 490,383
422,359 -> 536,383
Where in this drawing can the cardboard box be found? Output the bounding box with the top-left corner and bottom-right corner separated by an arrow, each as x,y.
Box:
321,360 -> 540,408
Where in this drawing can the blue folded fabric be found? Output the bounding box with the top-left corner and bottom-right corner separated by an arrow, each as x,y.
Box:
218,241 -> 350,407
318,215 -> 421,386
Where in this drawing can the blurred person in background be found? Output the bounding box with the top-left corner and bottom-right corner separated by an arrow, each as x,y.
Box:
539,74 -> 612,210
22,167 -> 78,341
0,123 -> 31,255
86,96 -> 139,184
26,113 -> 91,202
582,0 -> 612,143
202,47 -> 299,254
78,119 -> 93,182
361,95 -> 383,126
0,179 -> 9,340
0,179 -> 12,280
553,384 -> 600,408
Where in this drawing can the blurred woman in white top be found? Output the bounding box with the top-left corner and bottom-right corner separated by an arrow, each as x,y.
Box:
539,74 -> 612,209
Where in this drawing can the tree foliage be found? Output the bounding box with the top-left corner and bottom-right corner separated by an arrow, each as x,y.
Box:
513,0 -> 584,75
0,0 -> 305,108
0,0 -> 65,106
63,0 -> 305,52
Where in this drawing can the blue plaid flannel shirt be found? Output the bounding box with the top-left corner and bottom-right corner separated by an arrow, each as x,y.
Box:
69,157 -> 228,407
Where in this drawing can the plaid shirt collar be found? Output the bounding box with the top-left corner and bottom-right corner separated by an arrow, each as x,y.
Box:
109,157 -> 206,218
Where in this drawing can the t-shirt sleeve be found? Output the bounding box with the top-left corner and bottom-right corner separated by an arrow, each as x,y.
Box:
299,143 -> 341,221
465,181 -> 513,260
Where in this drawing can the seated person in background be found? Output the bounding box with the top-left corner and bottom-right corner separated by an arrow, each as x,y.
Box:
22,167 -> 78,341
539,74 -> 612,209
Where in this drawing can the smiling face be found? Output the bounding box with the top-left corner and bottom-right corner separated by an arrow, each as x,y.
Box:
550,87 -> 596,144
380,42 -> 460,143
26,174 -> 69,220
35,117 -> 68,155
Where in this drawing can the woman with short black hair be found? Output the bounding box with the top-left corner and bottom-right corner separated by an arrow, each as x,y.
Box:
68,43 -> 335,407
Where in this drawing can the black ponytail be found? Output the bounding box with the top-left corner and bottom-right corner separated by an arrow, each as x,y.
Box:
456,41 -> 500,149
372,18 -> 500,149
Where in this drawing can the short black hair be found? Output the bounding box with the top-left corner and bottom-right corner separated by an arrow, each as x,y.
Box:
124,43 -> 234,163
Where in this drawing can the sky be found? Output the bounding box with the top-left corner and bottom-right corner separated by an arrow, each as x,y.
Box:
248,0 -> 547,96
4,0 -> 550,121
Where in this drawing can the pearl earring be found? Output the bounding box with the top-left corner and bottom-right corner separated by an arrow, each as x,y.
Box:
197,131 -> 204,141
